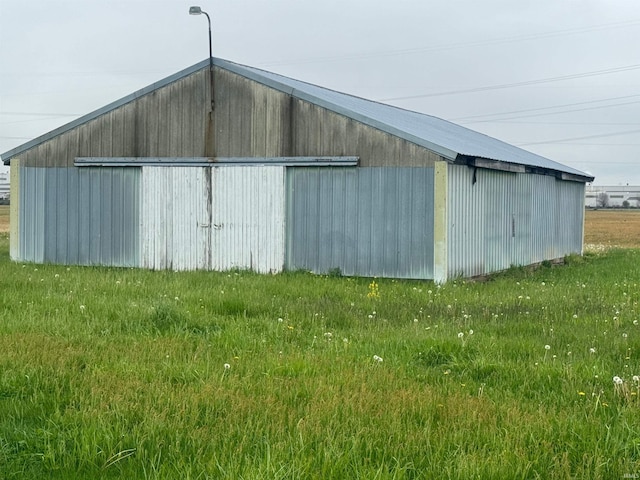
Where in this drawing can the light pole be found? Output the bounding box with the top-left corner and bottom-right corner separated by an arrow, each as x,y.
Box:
189,6 -> 214,110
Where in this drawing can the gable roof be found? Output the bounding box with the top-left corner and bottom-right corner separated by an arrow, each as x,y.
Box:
1,58 -> 594,181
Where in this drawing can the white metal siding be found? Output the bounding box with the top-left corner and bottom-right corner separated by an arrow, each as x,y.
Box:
140,166 -> 285,273
140,167 -> 211,270
211,167 -> 285,273
448,165 -> 585,278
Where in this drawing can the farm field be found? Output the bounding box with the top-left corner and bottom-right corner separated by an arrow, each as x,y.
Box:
1,226 -> 640,478
584,209 -> 640,248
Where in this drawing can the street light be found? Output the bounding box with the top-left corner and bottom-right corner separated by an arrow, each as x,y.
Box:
189,6 -> 214,110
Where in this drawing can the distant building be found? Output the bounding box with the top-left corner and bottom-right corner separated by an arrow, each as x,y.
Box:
585,185 -> 640,208
0,170 -> 9,199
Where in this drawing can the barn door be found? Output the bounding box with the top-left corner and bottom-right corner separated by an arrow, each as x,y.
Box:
210,166 -> 285,273
140,167 -> 211,270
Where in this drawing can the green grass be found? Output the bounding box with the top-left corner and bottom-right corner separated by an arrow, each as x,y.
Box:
1,231 -> 640,478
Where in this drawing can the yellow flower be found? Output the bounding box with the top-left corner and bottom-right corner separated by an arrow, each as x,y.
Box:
578,392 -> 586,396
367,281 -> 380,299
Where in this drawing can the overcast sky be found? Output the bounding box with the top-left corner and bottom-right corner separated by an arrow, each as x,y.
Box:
2,0 -> 640,185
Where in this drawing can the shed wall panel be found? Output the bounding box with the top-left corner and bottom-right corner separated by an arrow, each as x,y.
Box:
18,167 -> 139,266
17,71 -> 210,168
215,69 -> 292,158
289,99 -> 441,167
287,167 -> 434,279
211,166 -> 286,273
447,165 -> 585,278
140,167 -> 211,270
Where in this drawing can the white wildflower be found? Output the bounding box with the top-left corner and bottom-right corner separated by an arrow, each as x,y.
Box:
372,355 -> 383,363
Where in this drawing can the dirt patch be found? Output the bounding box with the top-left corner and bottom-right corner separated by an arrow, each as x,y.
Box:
584,209 -> 640,249
0,206 -> 8,233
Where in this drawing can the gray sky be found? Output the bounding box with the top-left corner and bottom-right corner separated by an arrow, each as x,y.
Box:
2,0 -> 640,185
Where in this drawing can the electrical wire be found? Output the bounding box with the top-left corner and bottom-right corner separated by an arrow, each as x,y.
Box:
380,64 -> 640,101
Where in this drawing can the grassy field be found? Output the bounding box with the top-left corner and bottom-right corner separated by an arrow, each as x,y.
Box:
1,231 -> 640,477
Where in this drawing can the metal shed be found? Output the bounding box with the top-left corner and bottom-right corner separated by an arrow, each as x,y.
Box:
1,58 -> 593,282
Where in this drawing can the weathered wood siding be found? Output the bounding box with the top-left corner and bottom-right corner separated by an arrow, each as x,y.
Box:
17,66 -> 442,168
18,71 -> 210,167
214,69 -> 292,157
289,99 -> 440,167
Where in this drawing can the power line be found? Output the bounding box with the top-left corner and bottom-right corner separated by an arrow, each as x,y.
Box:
475,121 -> 640,126
447,94 -> 640,122
258,19 -> 640,68
517,128 -> 640,146
380,64 -> 640,102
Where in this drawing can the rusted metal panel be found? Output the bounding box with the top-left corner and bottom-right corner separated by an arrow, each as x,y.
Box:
287,167 -> 434,279
447,164 -> 585,278
140,167 -> 211,270
211,166 -> 286,273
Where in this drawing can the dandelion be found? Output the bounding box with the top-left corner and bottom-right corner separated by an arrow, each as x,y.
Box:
223,363 -> 231,370
324,332 -> 333,340
590,347 -> 596,354
578,392 -> 586,396
367,281 -> 380,299
623,333 -> 628,338
633,319 -> 639,326
573,314 -> 578,319
372,355 -> 383,363
468,329 -> 474,335
277,317 -> 284,323
544,345 -> 551,350
633,375 -> 640,383
80,305 -> 86,312
458,332 -> 464,339
613,376 -> 623,385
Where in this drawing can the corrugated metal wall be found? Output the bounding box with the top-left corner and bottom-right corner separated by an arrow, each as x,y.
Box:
140,166 -> 286,273
19,166 -> 140,266
286,167 -> 434,279
140,167 -> 212,270
211,167 -> 285,273
447,164 -> 585,277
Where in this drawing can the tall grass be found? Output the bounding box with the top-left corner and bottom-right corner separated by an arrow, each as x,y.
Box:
1,231 -> 640,478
